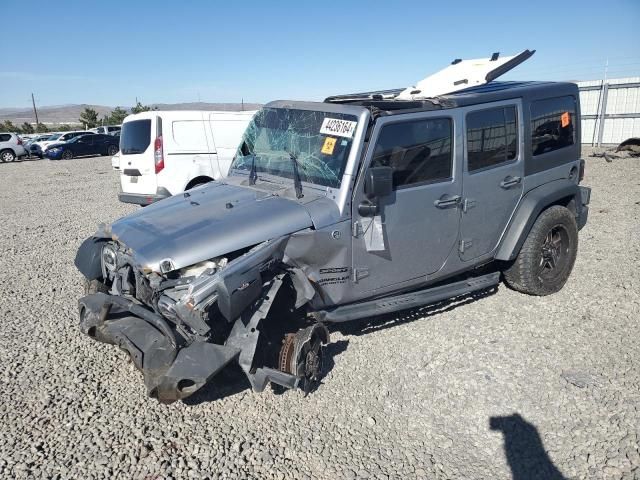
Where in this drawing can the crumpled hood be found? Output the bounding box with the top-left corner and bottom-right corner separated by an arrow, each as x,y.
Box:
110,182 -> 314,271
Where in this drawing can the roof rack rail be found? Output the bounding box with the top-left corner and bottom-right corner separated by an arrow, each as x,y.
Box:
324,88 -> 404,103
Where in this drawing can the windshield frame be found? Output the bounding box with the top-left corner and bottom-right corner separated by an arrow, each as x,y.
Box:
229,101 -> 370,214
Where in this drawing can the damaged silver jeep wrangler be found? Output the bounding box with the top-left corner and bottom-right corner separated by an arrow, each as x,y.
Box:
76,61 -> 591,403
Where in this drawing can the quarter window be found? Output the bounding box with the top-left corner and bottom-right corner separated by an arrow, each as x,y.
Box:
466,106 -> 518,172
530,96 -> 576,156
371,118 -> 452,188
0,134 -> 11,142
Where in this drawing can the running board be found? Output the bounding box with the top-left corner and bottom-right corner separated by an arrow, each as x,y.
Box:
314,272 -> 500,323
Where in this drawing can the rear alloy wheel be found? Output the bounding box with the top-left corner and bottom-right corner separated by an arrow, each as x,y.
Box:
1,149 -> 16,163
503,205 -> 578,296
61,150 -> 73,160
107,145 -> 118,156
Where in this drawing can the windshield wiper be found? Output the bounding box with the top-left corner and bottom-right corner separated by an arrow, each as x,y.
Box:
287,151 -> 304,199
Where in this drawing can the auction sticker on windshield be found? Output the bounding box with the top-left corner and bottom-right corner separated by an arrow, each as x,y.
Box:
320,118 -> 357,138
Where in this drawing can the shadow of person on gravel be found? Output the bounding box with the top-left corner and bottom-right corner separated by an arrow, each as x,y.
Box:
331,286 -> 498,337
182,340 -> 350,405
490,414 -> 566,480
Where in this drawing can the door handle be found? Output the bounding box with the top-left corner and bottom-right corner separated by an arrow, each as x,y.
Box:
434,194 -> 461,209
500,175 -> 522,189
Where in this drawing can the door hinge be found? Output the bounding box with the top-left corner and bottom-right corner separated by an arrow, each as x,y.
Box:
459,239 -> 473,254
352,267 -> 369,283
462,198 -> 476,213
352,221 -> 362,238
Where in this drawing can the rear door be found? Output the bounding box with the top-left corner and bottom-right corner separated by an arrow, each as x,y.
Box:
119,117 -> 157,195
459,100 -> 524,261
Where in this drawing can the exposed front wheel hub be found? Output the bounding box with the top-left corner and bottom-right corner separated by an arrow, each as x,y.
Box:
278,323 -> 329,393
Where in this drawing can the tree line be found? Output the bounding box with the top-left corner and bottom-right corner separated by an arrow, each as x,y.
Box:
0,102 -> 152,134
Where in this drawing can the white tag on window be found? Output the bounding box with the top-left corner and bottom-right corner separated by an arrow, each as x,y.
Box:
320,118 -> 357,138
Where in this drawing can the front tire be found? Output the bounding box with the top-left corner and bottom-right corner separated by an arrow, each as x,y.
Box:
61,150 -> 73,160
503,205 -> 578,296
1,149 -> 16,163
107,145 -> 118,156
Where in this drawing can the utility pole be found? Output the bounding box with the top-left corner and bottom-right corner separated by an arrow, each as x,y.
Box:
31,93 -> 40,131
241,97 -> 244,111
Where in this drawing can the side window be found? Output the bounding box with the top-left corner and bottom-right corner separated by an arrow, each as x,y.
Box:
466,105 -> 518,172
371,118 -> 452,189
530,96 -> 576,156
0,134 -> 11,142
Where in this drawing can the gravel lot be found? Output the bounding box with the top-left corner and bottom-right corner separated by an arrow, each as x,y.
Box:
0,149 -> 638,480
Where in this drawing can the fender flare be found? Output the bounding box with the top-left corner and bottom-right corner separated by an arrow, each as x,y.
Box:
75,236 -> 109,280
495,180 -> 582,261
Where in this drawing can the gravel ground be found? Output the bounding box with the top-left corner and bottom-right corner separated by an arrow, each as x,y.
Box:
0,149 -> 638,480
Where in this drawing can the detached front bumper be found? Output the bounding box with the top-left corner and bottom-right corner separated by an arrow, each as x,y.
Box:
78,293 -> 239,403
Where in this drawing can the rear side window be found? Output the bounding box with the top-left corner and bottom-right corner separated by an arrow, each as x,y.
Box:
530,96 -> 576,156
371,118 -> 453,189
120,120 -> 151,155
0,134 -> 11,142
466,105 -> 518,172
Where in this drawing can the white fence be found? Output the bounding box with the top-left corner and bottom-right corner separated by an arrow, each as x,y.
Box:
578,77 -> 640,145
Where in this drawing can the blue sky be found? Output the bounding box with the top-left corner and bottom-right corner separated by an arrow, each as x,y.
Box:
2,0 -> 639,108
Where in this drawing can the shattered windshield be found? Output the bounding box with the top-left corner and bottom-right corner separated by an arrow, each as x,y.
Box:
230,108 -> 359,189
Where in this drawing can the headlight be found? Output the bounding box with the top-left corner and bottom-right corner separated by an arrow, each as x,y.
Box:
101,243 -> 117,276
48,147 -> 61,152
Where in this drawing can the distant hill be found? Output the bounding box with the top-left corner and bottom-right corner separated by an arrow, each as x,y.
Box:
0,102 -> 261,124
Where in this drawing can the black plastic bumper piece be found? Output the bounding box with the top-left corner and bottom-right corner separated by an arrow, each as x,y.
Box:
78,293 -> 239,403
578,186 -> 591,230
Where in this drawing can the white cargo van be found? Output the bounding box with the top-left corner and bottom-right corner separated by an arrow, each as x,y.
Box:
118,110 -> 255,205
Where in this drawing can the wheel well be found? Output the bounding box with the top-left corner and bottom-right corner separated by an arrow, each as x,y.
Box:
185,176 -> 213,190
545,194 -> 577,215
1,148 -> 15,155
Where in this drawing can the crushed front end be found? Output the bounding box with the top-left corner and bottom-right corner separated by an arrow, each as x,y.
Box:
75,232 -> 328,403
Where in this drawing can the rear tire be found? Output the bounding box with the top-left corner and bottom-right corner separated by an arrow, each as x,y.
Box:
503,205 -> 578,296
1,149 -> 16,163
107,145 -> 118,156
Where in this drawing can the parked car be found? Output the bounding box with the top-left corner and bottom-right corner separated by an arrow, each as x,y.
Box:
91,125 -> 121,135
76,78 -> 591,403
45,133 -> 119,160
118,110 -> 255,205
111,151 -> 121,170
0,133 -> 28,162
27,134 -> 57,158
33,131 -> 94,153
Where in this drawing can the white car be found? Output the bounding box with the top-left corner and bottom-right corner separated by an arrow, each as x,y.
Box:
0,133 -> 28,162
91,125 -> 121,135
33,131 -> 93,153
118,110 -> 255,205
111,151 -> 121,170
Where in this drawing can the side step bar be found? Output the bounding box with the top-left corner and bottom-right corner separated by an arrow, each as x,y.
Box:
314,272 -> 500,323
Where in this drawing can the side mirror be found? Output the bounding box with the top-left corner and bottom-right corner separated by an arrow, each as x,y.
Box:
359,166 -> 393,217
365,166 -> 393,199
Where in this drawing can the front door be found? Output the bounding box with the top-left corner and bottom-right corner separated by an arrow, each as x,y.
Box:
351,112 -> 462,297
459,101 -> 524,261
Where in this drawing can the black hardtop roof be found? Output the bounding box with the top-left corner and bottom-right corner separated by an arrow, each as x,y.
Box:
324,80 -> 579,116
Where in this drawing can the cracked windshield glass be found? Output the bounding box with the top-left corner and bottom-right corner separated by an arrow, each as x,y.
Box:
230,108 -> 359,189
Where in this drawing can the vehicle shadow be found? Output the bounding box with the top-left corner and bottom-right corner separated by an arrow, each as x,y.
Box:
490,413 -> 567,480
331,286 -> 498,337
182,339 -> 350,405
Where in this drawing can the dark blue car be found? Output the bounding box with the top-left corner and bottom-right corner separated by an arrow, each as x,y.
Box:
45,134 -> 119,160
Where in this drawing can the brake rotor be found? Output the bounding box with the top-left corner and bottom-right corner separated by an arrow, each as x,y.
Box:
278,333 -> 296,373
277,323 -> 330,393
